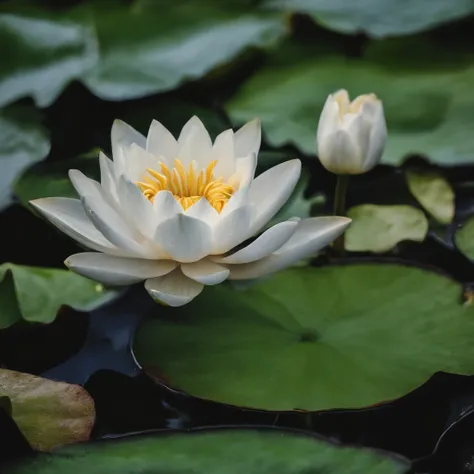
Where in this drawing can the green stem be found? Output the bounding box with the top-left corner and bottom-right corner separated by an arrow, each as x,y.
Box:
333,174 -> 350,254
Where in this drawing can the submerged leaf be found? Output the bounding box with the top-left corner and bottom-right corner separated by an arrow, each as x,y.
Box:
406,169 -> 454,224
345,204 -> 428,253
0,369 -> 95,451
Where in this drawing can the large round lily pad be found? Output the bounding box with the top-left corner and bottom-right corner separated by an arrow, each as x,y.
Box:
134,264 -> 474,411
7,428 -> 408,474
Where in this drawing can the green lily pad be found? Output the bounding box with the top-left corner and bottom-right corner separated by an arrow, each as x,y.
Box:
0,263 -> 117,329
0,105 -> 50,210
0,369 -> 95,452
264,0 -> 474,38
133,264 -> 474,411
345,205 -> 429,253
455,216 -> 474,260
0,7 -> 97,107
406,169 -> 455,224
14,153 -> 100,206
226,38 -> 474,166
7,427 -> 409,474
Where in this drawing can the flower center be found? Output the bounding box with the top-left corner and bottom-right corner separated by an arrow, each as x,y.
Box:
137,159 -> 234,213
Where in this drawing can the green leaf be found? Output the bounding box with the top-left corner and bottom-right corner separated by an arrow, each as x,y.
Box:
226,37 -> 474,166
82,1 -> 285,100
406,169 -> 455,224
7,427 -> 409,474
0,263 -> 117,329
0,7 -> 97,107
0,105 -> 50,210
14,153 -> 100,206
345,204 -> 429,253
0,369 -> 94,452
264,0 -> 474,38
133,264 -> 474,411
455,216 -> 474,260
0,395 -> 12,416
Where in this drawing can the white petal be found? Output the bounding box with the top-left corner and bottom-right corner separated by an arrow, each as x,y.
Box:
363,102 -> 387,172
152,190 -> 183,227
178,116 -> 212,167
184,197 -> 219,228
214,219 -> 298,264
82,195 -> 149,257
316,94 -> 340,146
234,118 -> 261,158
117,176 -> 155,238
65,252 -> 177,286
121,143 -> 160,182
145,268 -> 204,307
99,152 -> 119,204
247,159 -> 301,235
146,119 -> 178,159
211,205 -> 253,255
154,214 -> 212,263
181,259 -> 229,285
318,130 -> 360,174
69,169 -> 103,200
228,217 -> 351,280
111,119 -> 146,161
229,153 -> 257,189
213,129 -> 235,179
29,197 -> 123,255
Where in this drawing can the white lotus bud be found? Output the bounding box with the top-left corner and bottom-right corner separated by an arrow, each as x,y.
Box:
316,90 -> 387,174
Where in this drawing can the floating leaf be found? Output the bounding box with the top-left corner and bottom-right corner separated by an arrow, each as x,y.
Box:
7,427 -> 408,474
345,204 -> 429,253
0,105 -> 50,210
455,216 -> 474,260
264,0 -> 474,38
133,264 -> 474,411
406,169 -> 455,224
0,7 -> 97,107
0,263 -> 117,329
0,369 -> 94,451
226,38 -> 474,166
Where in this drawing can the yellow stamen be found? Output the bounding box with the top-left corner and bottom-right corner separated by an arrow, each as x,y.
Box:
138,159 -> 234,212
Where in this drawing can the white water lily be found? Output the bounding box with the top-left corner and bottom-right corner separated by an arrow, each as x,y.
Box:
31,117 -> 350,307
317,89 -> 387,174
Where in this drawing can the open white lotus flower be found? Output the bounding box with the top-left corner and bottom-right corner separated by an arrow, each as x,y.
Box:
31,117 -> 350,307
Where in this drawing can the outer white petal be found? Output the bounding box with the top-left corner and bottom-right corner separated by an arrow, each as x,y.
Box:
228,217 -> 351,280
316,94 -> 340,145
117,176 -> 156,238
229,153 -> 257,189
211,205 -> 253,255
181,259 -> 230,285
318,130 -> 360,174
82,195 -> 149,257
213,129 -> 235,179
362,102 -> 387,172
247,159 -> 301,235
234,118 -> 261,158
146,119 -> 178,160
177,116 -> 212,167
213,219 -> 298,264
29,198 -> 124,255
111,119 -> 146,160
145,268 -> 204,307
184,197 -> 219,228
69,169 -> 103,200
65,252 -> 177,286
99,152 -> 119,204
154,214 -> 212,263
